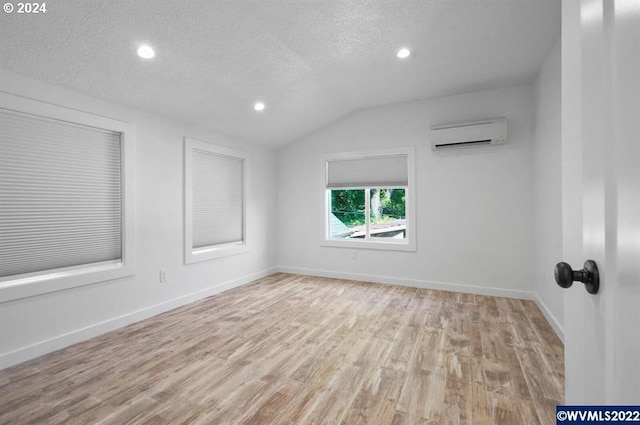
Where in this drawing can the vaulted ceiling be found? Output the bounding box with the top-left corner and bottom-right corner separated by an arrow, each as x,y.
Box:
0,0 -> 560,147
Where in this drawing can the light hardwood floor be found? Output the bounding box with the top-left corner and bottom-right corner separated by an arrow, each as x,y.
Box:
0,273 -> 564,425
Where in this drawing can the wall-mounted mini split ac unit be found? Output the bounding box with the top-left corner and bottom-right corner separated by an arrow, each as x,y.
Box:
430,118 -> 507,150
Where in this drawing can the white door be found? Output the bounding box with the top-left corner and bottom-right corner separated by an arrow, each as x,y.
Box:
562,0 -> 640,403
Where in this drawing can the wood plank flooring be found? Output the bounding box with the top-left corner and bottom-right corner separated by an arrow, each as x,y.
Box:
0,273 -> 564,425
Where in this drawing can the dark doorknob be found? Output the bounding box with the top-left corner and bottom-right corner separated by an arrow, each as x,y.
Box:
554,260 -> 599,294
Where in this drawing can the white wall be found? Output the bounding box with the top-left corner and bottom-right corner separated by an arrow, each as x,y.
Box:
532,39 -> 564,339
0,71 -> 278,368
277,85 -> 535,297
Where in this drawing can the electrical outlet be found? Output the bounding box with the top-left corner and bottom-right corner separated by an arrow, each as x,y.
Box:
159,268 -> 168,283
352,251 -> 358,260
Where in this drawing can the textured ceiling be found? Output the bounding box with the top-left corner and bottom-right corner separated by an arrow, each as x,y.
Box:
0,0 -> 560,147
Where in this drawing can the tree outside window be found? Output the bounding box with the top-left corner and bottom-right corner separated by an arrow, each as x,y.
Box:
329,187 -> 406,240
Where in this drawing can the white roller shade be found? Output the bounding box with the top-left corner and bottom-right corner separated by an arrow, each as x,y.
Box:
0,109 -> 123,278
326,155 -> 408,188
192,149 -> 243,248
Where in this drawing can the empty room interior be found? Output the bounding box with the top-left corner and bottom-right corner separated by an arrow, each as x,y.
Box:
2,1 -> 639,424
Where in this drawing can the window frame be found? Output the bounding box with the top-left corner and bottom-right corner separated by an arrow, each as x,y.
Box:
0,93 -> 136,303
322,147 -> 416,252
183,137 -> 248,264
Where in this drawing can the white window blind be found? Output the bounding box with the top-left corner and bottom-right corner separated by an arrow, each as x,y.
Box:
0,109 -> 123,278
326,155 -> 408,188
192,149 -> 244,248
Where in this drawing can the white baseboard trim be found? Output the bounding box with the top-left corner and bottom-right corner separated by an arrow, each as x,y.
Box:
533,293 -> 564,343
0,267 -> 278,370
277,266 -> 534,300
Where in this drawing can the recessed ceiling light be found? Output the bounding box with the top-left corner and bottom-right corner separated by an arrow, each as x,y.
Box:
254,102 -> 265,112
396,48 -> 411,59
137,44 -> 155,59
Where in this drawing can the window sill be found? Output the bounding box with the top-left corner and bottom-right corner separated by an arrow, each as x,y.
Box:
321,239 -> 416,252
0,260 -> 134,303
185,242 -> 248,264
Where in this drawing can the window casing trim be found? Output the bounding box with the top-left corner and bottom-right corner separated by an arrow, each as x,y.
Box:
0,92 -> 136,303
322,147 -> 416,252
183,137 -> 248,264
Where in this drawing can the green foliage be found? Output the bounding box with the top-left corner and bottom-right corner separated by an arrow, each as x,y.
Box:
379,188 -> 405,222
331,188 -> 405,227
331,189 -> 365,226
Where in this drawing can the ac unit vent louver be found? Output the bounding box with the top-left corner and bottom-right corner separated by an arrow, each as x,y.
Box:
431,118 -> 507,150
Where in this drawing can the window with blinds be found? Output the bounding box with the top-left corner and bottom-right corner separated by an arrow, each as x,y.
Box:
323,148 -> 416,252
0,110 -> 122,278
184,138 -> 247,264
326,155 -> 409,188
0,95 -> 135,302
